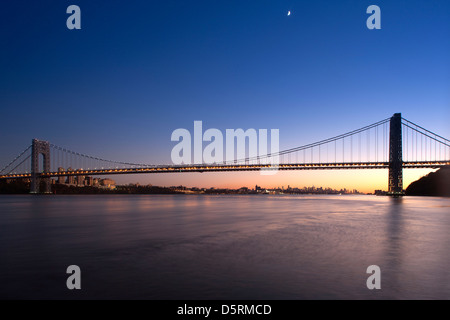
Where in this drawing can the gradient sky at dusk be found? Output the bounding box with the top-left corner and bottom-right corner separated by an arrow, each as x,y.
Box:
1,0 -> 449,192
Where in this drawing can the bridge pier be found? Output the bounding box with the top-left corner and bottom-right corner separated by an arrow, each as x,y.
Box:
388,113 -> 404,197
31,139 -> 51,194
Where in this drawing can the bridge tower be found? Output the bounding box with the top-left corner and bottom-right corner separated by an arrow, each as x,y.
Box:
388,113 -> 404,196
31,139 -> 51,194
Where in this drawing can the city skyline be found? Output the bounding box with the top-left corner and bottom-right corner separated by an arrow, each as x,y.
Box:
1,1 -> 449,193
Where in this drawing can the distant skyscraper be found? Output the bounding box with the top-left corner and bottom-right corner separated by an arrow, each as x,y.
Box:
57,167 -> 65,184
67,167 -> 74,185
77,174 -> 85,186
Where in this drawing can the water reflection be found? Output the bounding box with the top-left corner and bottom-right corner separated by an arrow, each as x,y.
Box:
384,197 -> 404,298
0,195 -> 449,299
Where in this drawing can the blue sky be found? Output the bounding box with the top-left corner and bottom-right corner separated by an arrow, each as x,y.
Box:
1,0 -> 449,190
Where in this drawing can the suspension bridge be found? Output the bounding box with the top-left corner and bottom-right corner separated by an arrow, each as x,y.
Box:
0,113 -> 449,196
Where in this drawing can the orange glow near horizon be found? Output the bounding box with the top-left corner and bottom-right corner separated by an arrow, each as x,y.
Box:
116,168 -> 437,194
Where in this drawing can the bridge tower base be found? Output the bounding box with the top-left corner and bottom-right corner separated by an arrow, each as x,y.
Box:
387,113 -> 404,197
31,139 -> 51,194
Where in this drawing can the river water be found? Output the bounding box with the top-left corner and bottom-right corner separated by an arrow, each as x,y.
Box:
0,194 -> 449,299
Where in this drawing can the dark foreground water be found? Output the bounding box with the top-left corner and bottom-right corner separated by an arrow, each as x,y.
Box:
0,194 -> 449,300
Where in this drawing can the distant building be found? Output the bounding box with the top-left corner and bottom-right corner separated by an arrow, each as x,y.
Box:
101,178 -> 116,189
374,190 -> 387,196
77,174 -> 85,186
67,167 -> 74,185
57,167 -> 65,184
238,187 -> 249,193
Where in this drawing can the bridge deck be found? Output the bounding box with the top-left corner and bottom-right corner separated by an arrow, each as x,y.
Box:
1,161 -> 449,179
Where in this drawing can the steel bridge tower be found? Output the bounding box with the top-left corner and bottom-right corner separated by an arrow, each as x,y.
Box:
31,139 -> 51,194
388,113 -> 404,196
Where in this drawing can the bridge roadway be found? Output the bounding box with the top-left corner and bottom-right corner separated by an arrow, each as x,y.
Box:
1,161 -> 449,180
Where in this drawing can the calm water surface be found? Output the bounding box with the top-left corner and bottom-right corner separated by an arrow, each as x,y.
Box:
0,194 -> 449,299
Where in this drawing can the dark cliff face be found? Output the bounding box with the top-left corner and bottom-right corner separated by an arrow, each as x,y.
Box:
405,168 -> 450,197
